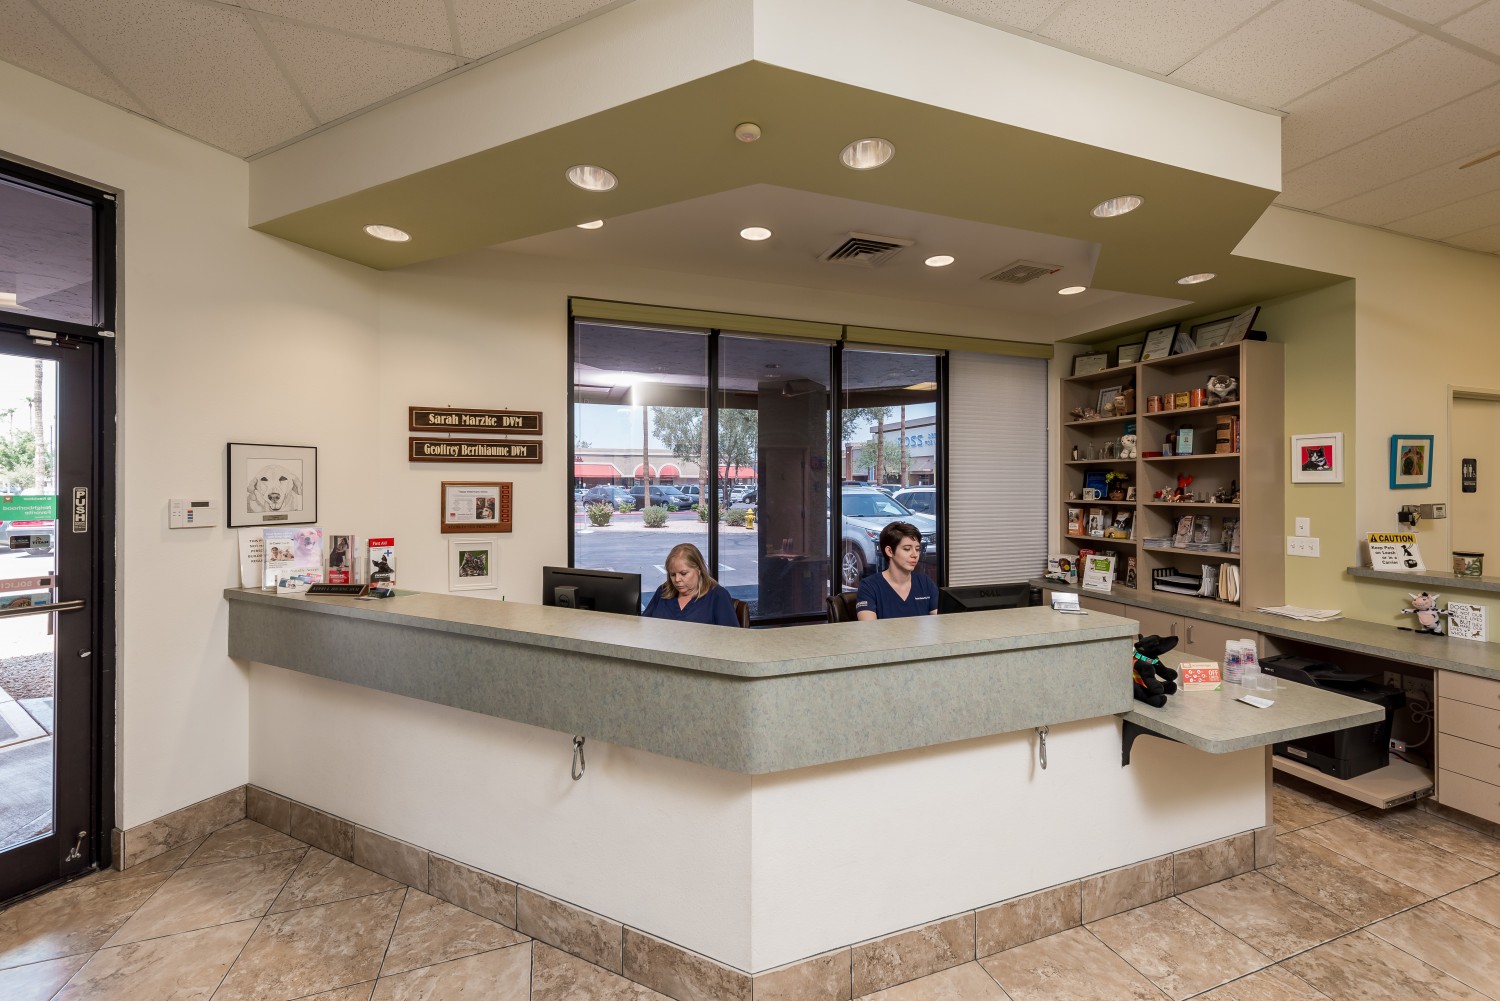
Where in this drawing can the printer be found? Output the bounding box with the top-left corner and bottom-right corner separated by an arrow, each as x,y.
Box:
1261,654 -> 1406,780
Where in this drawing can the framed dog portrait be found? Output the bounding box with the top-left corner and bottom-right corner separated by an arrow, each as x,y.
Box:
1290,432 -> 1343,484
1391,434 -> 1434,489
449,538 -> 497,591
227,443 -> 317,527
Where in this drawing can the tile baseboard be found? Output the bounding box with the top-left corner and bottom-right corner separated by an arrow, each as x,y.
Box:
118,786 -> 246,869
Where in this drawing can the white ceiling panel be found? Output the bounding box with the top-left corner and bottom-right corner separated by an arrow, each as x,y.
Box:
1037,0 -> 1275,76
1443,0 -> 1500,54
0,0 -> 146,115
1170,0 -> 1412,107
1316,150 -> 1500,223
1447,221 -> 1500,250
915,0 -> 1072,33
1281,35 -> 1500,171
1385,184 -> 1500,237
1279,81 -> 1500,209
41,0 -> 314,157
244,0 -> 457,54
452,0 -> 625,60
1372,0 -> 1488,22
261,20 -> 459,124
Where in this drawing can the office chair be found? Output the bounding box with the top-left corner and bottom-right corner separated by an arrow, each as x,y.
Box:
825,592 -> 860,623
732,598 -> 751,629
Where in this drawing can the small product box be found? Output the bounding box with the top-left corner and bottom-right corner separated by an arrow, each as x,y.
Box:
1179,661 -> 1222,691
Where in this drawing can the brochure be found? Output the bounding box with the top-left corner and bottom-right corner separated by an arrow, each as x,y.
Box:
368,537 -> 397,586
1179,661 -> 1222,691
326,534 -> 356,585
1082,553 -> 1116,593
262,527 -> 297,591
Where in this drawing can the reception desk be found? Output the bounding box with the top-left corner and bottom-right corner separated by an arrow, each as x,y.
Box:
225,588 -> 1376,985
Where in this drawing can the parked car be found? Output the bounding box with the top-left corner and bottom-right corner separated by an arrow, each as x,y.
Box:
580,485 -> 632,507
676,484 -> 702,504
840,487 -> 937,588
892,486 -> 937,516
629,484 -> 693,511
3,519 -> 55,555
729,484 -> 756,505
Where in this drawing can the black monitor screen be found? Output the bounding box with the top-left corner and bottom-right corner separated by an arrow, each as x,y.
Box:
939,583 -> 1034,614
541,566 -> 642,616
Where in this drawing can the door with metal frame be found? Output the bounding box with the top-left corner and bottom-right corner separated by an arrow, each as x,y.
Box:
0,327 -> 104,900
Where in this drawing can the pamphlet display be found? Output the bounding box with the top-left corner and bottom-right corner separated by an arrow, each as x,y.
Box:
368,537 -> 397,586
1081,553 -> 1116,592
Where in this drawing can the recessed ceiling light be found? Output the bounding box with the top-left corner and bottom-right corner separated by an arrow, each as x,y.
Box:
840,138 -> 896,170
363,224 -> 411,242
734,122 -> 762,143
740,227 -> 773,241
1177,273 -> 1216,285
565,164 -> 618,191
924,255 -> 955,267
1091,195 -> 1144,218
576,220 -> 605,230
1058,285 -> 1088,295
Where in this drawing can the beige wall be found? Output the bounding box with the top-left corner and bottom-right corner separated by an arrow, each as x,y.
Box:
1450,395 -> 1500,565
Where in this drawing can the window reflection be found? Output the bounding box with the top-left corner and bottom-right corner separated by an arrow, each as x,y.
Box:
0,178 -> 96,327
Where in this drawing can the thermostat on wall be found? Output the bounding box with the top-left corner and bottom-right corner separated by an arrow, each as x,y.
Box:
169,498 -> 220,529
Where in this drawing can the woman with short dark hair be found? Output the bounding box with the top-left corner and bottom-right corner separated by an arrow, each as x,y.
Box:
855,521 -> 938,620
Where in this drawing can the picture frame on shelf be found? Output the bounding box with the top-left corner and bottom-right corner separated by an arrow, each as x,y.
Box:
1390,434 -> 1434,489
1117,343 -> 1144,365
1290,431 -> 1344,484
441,480 -> 513,533
1096,386 -> 1124,413
1223,306 -> 1261,344
1072,352 -> 1110,376
226,442 -> 317,527
1140,325 -> 1177,361
1191,319 -> 1233,349
448,538 -> 498,591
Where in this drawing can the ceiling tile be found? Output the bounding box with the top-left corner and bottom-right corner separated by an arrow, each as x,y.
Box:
913,0 -> 1072,33
1170,0 -> 1413,107
1279,82 -> 1500,210
41,0 -> 314,156
1314,147 -> 1500,222
453,0 -> 626,59
1375,0 -> 1488,22
1443,0 -> 1500,54
1281,34 -> 1500,170
1038,0 -> 1275,75
0,0 -> 146,115
244,0 -> 456,54
261,20 -> 458,124
1446,221 -> 1500,251
1385,184 -> 1500,238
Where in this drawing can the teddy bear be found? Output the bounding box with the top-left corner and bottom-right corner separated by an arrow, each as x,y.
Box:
1119,433 -> 1137,459
1402,592 -> 1449,634
1131,634 -> 1180,707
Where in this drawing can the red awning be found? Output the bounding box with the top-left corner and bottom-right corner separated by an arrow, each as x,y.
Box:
719,466 -> 756,478
573,462 -> 621,477
632,463 -> 657,477
658,464 -> 681,478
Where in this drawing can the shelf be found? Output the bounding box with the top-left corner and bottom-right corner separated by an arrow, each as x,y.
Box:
1273,756 -> 1433,810
1142,453 -> 1240,462
1138,401 -> 1240,420
1141,343 -> 1244,371
1346,565 -> 1500,596
1143,502 -> 1240,510
1062,363 -> 1138,385
1064,413 -> 1139,429
1142,546 -> 1239,559
1066,534 -> 1137,546
1065,499 -> 1134,507
1065,458 -> 1135,466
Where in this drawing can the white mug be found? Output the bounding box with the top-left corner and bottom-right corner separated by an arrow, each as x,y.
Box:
1082,488 -> 1101,500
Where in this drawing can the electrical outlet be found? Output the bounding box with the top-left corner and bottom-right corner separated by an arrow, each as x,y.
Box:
1295,517 -> 1311,537
1383,670 -> 1402,689
1389,738 -> 1407,753
1402,674 -> 1433,702
1286,536 -> 1321,558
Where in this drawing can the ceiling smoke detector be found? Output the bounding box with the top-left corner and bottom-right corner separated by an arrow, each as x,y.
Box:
819,232 -> 914,268
981,260 -> 1065,285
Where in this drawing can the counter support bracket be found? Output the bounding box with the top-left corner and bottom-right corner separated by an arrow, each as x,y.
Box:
1121,720 -> 1179,766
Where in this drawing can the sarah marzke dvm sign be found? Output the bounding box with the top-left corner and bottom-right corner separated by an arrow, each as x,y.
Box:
409,407 -> 542,434
409,438 -> 543,463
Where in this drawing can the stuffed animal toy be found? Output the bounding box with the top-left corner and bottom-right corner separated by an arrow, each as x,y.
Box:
1119,433 -> 1138,459
1132,634 -> 1180,707
1402,592 -> 1449,634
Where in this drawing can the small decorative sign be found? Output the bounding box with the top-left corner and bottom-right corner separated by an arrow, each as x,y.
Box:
1463,457 -> 1477,493
1449,602 -> 1488,642
72,487 -> 88,533
307,583 -> 369,597
0,495 -> 57,520
1367,532 -> 1425,572
409,407 -> 542,435
409,438 -> 542,463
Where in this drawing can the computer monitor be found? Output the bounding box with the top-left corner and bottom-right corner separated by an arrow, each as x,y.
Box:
541,566 -> 642,616
938,582 -> 1036,614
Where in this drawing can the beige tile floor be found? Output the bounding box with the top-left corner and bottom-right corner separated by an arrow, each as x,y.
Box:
3,779 -> 1500,1000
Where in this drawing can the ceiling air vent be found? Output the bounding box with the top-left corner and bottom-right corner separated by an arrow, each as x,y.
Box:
982,260 -> 1065,285
819,232 -> 914,268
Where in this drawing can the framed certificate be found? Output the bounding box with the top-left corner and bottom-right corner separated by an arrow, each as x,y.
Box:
441,481 -> 513,533
1140,325 -> 1177,361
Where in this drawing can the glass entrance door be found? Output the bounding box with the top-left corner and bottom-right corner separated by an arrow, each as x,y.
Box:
0,328 -> 102,900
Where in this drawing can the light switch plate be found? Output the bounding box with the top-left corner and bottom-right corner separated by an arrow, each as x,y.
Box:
1295,517 -> 1310,537
1286,536 -> 1320,558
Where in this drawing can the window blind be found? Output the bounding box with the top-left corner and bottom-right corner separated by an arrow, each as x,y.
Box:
947,352 -> 1049,585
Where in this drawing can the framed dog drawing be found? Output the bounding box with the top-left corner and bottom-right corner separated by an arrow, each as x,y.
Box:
227,442 -> 318,527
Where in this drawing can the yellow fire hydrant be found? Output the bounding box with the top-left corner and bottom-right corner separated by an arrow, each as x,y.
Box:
745,509 -> 755,530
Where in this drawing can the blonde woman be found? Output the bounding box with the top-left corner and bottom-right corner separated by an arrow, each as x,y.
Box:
643,542 -> 739,626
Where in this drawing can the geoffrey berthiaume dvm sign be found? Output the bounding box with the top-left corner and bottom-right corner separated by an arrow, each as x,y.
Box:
409,407 -> 542,435
409,439 -> 543,463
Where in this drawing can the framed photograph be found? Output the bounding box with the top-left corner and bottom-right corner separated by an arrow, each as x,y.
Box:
227,442 -> 317,527
1117,343 -> 1144,365
442,481 -> 513,533
1390,434 -> 1434,489
1290,432 -> 1344,484
448,538 -> 497,591
1072,353 -> 1110,377
1140,325 -> 1177,361
1096,386 -> 1124,413
1223,306 -> 1260,344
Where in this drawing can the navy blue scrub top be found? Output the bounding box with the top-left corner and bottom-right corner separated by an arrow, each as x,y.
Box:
643,583 -> 740,627
855,571 -> 938,619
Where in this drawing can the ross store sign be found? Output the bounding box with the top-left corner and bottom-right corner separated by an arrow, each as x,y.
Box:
409,438 -> 543,463
409,407 -> 542,435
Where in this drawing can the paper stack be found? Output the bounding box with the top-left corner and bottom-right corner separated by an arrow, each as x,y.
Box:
1255,605 -> 1343,622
